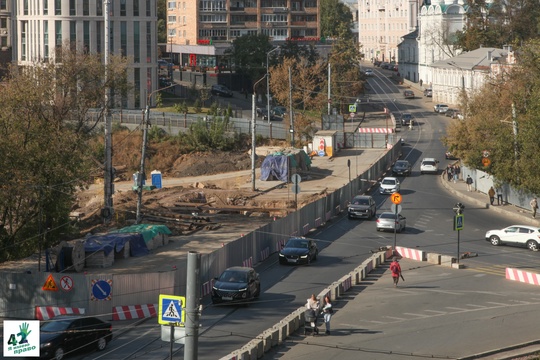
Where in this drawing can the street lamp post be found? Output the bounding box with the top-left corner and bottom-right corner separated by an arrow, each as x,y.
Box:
266,46 -> 280,123
252,75 -> 268,191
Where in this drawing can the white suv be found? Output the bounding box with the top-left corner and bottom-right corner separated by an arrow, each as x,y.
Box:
379,177 -> 400,194
420,158 -> 439,174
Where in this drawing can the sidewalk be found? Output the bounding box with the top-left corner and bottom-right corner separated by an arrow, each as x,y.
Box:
440,172 -> 538,226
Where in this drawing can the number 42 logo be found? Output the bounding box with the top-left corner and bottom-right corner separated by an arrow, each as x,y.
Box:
7,322 -> 32,346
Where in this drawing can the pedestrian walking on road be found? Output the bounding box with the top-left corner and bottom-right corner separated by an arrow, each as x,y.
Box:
453,164 -> 460,183
446,165 -> 453,181
390,257 -> 402,287
531,197 -> 538,218
306,294 -> 320,332
466,175 -> 473,192
496,186 -> 503,205
322,295 -> 333,335
488,187 -> 495,205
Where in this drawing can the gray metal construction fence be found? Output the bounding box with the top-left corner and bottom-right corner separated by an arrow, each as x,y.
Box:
0,144 -> 400,320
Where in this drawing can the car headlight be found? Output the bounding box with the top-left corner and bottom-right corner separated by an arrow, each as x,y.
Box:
300,255 -> 308,258
279,253 -> 285,257
41,342 -> 51,349
239,287 -> 247,292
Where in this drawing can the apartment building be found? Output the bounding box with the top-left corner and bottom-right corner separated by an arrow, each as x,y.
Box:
166,0 -> 320,68
357,0 -> 419,63
11,0 -> 158,110
0,0 -> 13,73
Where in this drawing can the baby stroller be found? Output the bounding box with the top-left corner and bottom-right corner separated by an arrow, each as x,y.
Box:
304,308 -> 320,335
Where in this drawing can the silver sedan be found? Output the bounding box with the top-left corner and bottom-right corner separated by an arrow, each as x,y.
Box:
376,212 -> 406,232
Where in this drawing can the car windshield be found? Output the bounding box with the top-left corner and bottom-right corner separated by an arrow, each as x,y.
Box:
287,239 -> 309,248
220,270 -> 247,283
423,161 -> 436,166
402,114 -> 411,119
352,198 -> 370,205
395,161 -> 408,168
379,213 -> 397,219
382,179 -> 396,185
41,319 -> 72,332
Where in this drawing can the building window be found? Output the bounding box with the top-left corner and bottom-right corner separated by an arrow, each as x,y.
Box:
83,0 -> 89,16
110,21 -> 114,53
0,0 -> 6,10
0,36 -> 7,48
83,21 -> 89,53
69,0 -> 75,15
0,18 -> 6,28
55,0 -> 61,15
21,21 -> 27,60
134,68 -> 141,108
121,21 -> 127,56
168,29 -> 176,36
146,0 -> 151,16
70,21 -> 76,49
97,1 -> 103,16
168,1 -> 176,9
96,21 -> 102,53
44,21 -> 49,60
43,0 -> 48,15
146,21 -> 151,63
24,0 -> 29,15
134,21 -> 140,62
134,0 -> 139,16
168,16 -> 176,23
121,0 -> 126,16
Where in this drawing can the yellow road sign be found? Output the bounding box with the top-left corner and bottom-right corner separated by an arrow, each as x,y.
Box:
391,192 -> 402,205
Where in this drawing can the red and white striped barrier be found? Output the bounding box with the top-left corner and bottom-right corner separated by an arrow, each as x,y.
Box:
35,306 -> 85,320
358,127 -> 394,133
395,246 -> 425,261
112,304 -> 157,321
341,275 -> 352,292
242,256 -> 253,268
202,279 -> 215,296
302,223 -> 310,235
506,268 -> 540,286
315,217 -> 322,228
260,247 -> 270,262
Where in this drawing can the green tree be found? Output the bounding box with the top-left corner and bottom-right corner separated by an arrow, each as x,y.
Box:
225,34 -> 272,81
320,0 -> 354,39
455,0 -> 506,51
157,0 -> 167,44
0,46 -> 129,261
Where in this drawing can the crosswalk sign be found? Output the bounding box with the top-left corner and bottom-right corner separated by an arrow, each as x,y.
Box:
454,214 -> 464,231
158,294 -> 186,326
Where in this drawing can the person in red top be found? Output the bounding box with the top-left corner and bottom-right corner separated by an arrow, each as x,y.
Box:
390,257 -> 402,287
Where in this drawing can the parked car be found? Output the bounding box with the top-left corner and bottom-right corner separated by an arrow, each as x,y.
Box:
392,160 -> 412,177
211,84 -> 233,97
434,104 -> 449,113
423,88 -> 433,97
347,195 -> 377,219
446,109 -> 460,118
445,151 -> 459,160
373,60 -> 382,67
403,90 -> 415,99
379,177 -> 400,194
420,157 -> 439,174
279,237 -> 318,265
365,69 -> 374,77
380,62 -> 390,69
376,212 -> 407,232
211,266 -> 261,304
273,106 -> 287,116
400,113 -> 412,126
485,225 -> 540,251
40,315 -> 113,360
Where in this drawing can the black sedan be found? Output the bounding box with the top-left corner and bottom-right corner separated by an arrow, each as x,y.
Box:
211,266 -> 261,304
392,160 -> 412,176
40,316 -> 112,360
279,237 -> 318,265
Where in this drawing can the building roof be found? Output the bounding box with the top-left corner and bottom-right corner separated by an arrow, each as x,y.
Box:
431,47 -> 507,70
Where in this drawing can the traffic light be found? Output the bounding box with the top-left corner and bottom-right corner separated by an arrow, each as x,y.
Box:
453,203 -> 465,214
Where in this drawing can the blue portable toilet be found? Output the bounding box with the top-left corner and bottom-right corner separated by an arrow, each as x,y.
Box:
151,170 -> 162,189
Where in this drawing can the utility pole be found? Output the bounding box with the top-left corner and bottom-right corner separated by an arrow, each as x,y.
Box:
136,96 -> 150,224
103,0 -> 113,222
184,251 -> 201,360
252,75 -> 267,191
327,63 -> 331,115
289,67 -> 294,147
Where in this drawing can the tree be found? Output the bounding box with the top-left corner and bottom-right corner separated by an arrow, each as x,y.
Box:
0,46 -> 129,261
455,0 -> 506,51
320,0 -> 354,39
444,39 -> 540,193
225,34 -> 272,81
157,0 -> 167,44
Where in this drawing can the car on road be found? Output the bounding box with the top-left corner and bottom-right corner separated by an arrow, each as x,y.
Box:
445,151 -> 459,160
347,195 -> 377,219
211,84 -> 233,97
485,225 -> 540,251
273,106 -> 287,116
211,266 -> 261,304
40,315 -> 113,360
446,109 -> 460,118
376,212 -> 406,232
279,237 -> 319,265
365,69 -> 374,77
392,160 -> 412,177
403,90 -> 414,99
423,88 -> 433,97
379,177 -> 400,194
400,113 -> 412,126
434,104 -> 449,114
420,157 -> 439,174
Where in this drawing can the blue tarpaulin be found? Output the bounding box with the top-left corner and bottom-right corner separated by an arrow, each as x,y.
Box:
109,224 -> 172,245
260,154 -> 289,182
84,233 -> 149,257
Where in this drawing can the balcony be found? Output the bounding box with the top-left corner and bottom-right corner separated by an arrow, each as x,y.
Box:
230,6 -> 245,11
273,7 -> 289,12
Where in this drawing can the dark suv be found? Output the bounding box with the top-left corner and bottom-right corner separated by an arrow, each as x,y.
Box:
392,160 -> 412,176
347,195 -> 377,219
211,84 -> 233,97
